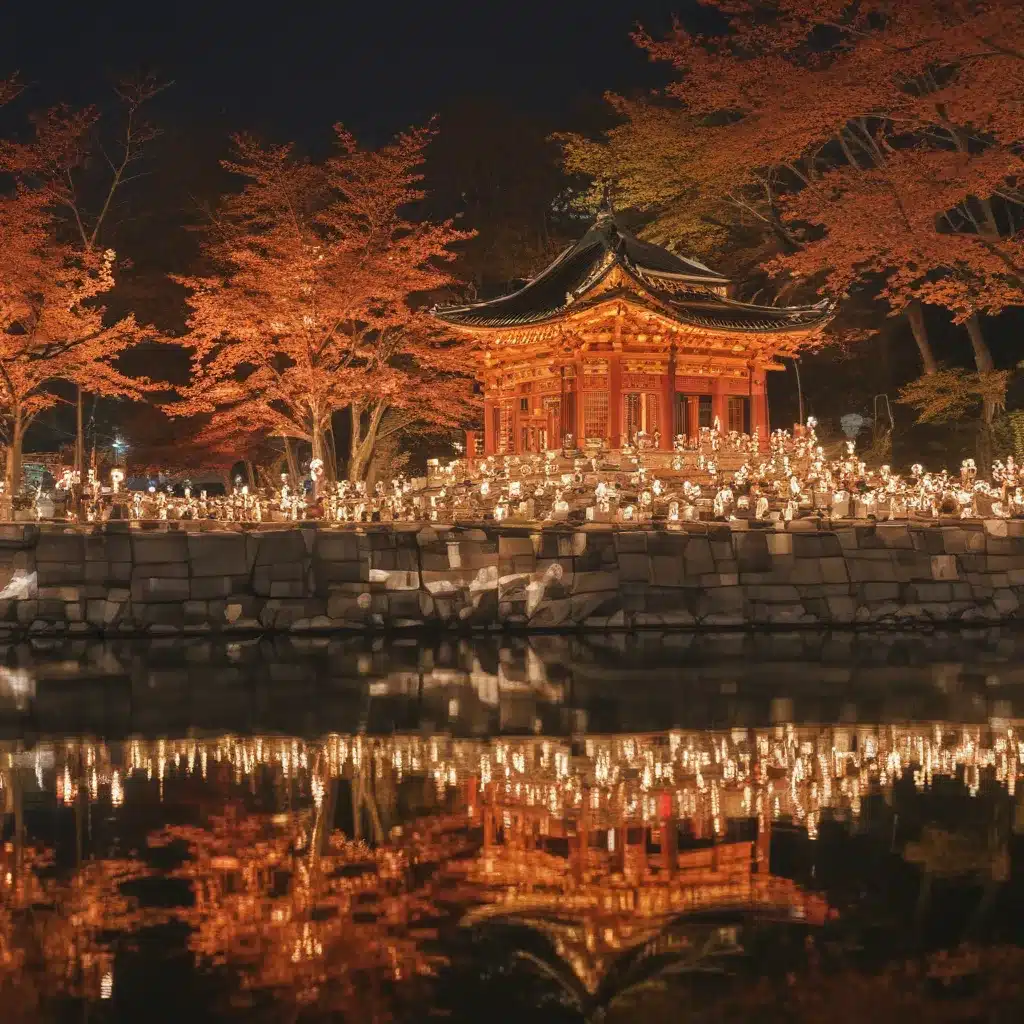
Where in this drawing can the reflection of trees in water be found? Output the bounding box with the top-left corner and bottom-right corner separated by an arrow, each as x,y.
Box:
2,719 -> 1024,1020
0,834 -> 149,1019
148,757 -> 475,1022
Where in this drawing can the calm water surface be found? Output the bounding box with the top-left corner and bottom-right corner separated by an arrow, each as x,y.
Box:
3,631 -> 1024,1022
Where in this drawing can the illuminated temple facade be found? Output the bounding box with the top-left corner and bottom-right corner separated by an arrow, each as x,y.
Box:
436,212 -> 832,455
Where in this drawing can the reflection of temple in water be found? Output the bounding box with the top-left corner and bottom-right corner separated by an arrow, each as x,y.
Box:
5,719 -> 1023,840
2,717 -> 1023,1013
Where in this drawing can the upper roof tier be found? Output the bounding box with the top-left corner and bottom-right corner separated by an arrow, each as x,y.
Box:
434,212 -> 832,335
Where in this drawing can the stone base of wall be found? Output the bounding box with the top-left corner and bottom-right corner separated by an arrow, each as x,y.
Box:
0,518 -> 1021,636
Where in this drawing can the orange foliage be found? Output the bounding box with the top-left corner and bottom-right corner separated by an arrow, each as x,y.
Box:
566,1 -> 1024,324
0,96 -> 152,491
172,125 -> 476,481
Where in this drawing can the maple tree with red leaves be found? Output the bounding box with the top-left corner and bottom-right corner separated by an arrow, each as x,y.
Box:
172,124 -> 476,483
562,0 -> 1024,457
0,78 -> 162,492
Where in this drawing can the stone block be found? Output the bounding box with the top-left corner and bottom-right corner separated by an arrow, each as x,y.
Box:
747,584 -> 801,603
698,587 -> 744,616
253,530 -> 307,565
944,529 -> 970,554
751,602 -> 808,624
109,561 -> 132,583
35,532 -> 84,563
188,533 -> 249,576
649,554 -> 685,586
908,582 -> 952,602
825,596 -> 857,623
528,597 -> 573,628
710,540 -> 732,562
498,535 -> 534,557
132,531 -> 189,564
383,569 -> 420,591
961,531 -> 986,552
875,524 -> 913,549
132,562 -> 188,580
852,559 -> 899,582
37,585 -> 83,601
571,570 -> 619,595
647,533 -> 687,557
15,600 -> 37,623
684,537 -> 715,575
36,561 -> 84,585
820,558 -> 849,584
734,532 -> 771,572
614,531 -> 648,553
931,554 -> 960,580
788,560 -> 823,585
618,552 -> 651,583
765,532 -> 792,556
860,581 -> 900,602
136,602 -> 185,629
84,561 -> 110,583
190,576 -> 239,600
131,577 -> 190,602
792,533 -> 842,558
269,580 -> 307,599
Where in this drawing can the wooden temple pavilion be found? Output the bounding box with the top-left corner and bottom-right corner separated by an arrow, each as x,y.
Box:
435,212 -> 832,455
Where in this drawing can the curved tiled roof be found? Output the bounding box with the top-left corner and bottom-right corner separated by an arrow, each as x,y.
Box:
434,213 -> 833,334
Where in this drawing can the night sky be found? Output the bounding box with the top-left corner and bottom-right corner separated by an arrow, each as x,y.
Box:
0,1 -> 703,453
6,0 -> 1015,457
2,0 -> 691,146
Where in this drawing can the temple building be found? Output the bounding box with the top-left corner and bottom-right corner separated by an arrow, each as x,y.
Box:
435,212 -> 832,455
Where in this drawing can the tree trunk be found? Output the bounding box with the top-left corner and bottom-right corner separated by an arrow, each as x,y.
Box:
966,312 -> 998,469
245,459 -> 256,490
348,433 -> 374,483
323,425 -> 338,482
7,408 -> 23,496
283,436 -> 300,484
966,312 -> 996,376
348,402 -> 388,482
75,385 -> 85,517
906,301 -> 938,374
311,420 -> 325,465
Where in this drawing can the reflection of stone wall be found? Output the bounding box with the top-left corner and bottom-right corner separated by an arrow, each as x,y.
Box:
0,519 -> 1022,634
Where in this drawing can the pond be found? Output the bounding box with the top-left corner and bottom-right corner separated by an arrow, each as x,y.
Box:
2,631 -> 1024,1022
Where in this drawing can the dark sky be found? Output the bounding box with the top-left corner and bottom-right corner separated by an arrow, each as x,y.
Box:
2,0 -> 693,145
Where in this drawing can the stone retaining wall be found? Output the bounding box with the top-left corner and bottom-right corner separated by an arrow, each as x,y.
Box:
0,519 -> 1022,635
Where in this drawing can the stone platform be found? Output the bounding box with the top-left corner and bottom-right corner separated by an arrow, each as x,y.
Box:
0,519 -> 1022,636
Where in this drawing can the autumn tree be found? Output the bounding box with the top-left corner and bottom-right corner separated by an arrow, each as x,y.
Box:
0,80 -> 163,492
173,124 -> 475,483
562,1 -> 1024,458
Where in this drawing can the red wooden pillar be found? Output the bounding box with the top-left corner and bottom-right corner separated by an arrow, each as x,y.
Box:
558,366 -> 567,447
482,398 -> 495,456
465,430 -> 480,465
609,354 -> 622,449
659,790 -> 677,875
661,348 -> 676,450
511,389 -> 522,454
687,393 -> 700,442
751,368 -> 769,449
711,378 -> 728,433
575,358 -> 586,444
